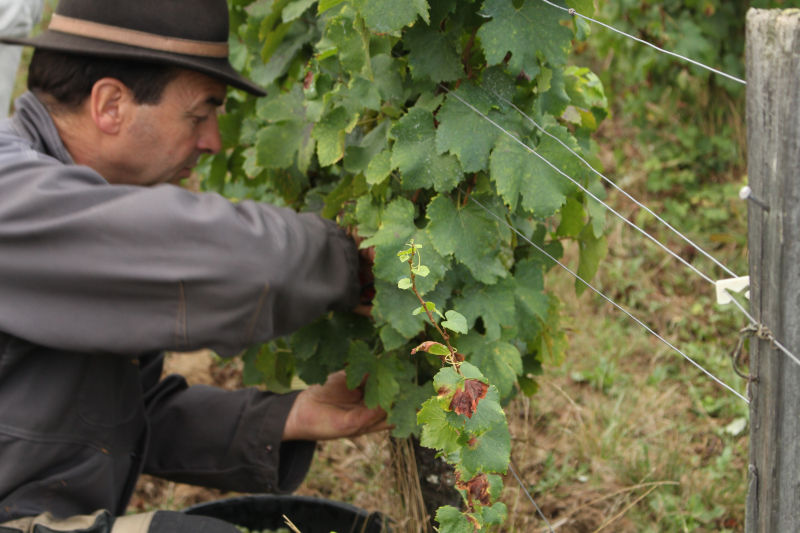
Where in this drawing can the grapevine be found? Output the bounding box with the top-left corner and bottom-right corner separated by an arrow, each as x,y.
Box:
207,0 -> 610,530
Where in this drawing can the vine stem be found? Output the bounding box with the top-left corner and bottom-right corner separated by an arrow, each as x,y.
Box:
407,246 -> 461,371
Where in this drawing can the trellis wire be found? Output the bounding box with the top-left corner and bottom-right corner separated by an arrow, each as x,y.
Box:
442,86 -> 716,286
485,87 -> 739,280
510,459 -> 555,533
465,193 -> 749,404
446,86 -> 800,373
537,0 -> 747,85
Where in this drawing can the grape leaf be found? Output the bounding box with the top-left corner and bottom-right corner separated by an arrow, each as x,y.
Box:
449,379 -> 488,418
346,341 -> 412,410
513,258 -> 548,344
373,281 -> 427,338
405,24 -> 463,83
426,195 -> 508,285
256,121 -> 308,169
390,107 -> 463,193
367,200 -> 449,295
462,383 -> 505,434
290,314 -> 372,384
365,150 -> 393,185
576,223 -> 607,295
282,0 -> 316,21
477,502 -> 508,525
344,119 -> 390,174
361,198 -> 415,248
418,397 -> 462,454
556,196 -> 585,238
490,133 -> 570,218
477,0 -> 572,75
349,0 -> 430,33
442,310 -> 468,335
458,334 -> 522,399
455,419 -> 510,477
435,506 -> 473,533
452,278 -> 515,341
389,382 -> 432,437
312,106 -> 359,166
324,13 -> 369,73
436,86 -> 500,172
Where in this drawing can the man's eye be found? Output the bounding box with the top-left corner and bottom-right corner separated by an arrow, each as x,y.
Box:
192,115 -> 209,125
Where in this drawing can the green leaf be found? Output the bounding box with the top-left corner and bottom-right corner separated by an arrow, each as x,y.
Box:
426,195 -> 508,284
343,119 -> 390,174
418,397 -> 462,454
346,341 -> 413,410
477,0 -> 572,75
290,314 -> 373,384
318,0 -> 345,13
513,258 -> 548,345
389,382 -> 432,437
370,203 -> 450,295
312,106 -> 359,167
456,419 -> 510,477
373,280 -> 427,338
241,343 -> 295,393
576,223 -> 607,295
390,107 -> 463,193
490,133 -> 569,217
435,506 -> 473,533
324,13 -> 369,73
478,501 -> 508,525
365,150 -> 393,185
405,24 -> 463,83
256,121 -> 307,169
361,198 -> 415,248
350,0 -> 430,33
412,264 -> 430,277
452,278 -> 515,341
459,334 -> 522,399
436,85 -> 501,173
556,196 -> 585,238
398,277 -> 412,290
282,0 -> 316,21
442,310 -> 468,335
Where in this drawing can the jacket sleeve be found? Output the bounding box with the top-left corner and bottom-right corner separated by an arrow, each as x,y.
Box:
141,366 -> 314,493
0,156 -> 360,357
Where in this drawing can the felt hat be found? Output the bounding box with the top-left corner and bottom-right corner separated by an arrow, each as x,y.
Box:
0,0 -> 265,96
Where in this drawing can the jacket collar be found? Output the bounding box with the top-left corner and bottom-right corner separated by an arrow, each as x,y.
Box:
11,92 -> 74,165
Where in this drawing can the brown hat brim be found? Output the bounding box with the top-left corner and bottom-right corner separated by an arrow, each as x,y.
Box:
2,30 -> 266,97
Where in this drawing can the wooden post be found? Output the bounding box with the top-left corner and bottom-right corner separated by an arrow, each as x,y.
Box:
745,8 -> 800,533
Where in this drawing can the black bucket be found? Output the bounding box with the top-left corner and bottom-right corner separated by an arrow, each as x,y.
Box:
184,494 -> 390,533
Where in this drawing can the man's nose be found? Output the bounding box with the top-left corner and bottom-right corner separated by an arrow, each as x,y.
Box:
198,114 -> 222,154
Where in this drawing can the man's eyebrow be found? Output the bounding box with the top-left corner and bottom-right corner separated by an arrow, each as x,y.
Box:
208,96 -> 224,107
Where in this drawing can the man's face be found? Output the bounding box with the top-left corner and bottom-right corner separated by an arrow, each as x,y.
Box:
121,70 -> 226,186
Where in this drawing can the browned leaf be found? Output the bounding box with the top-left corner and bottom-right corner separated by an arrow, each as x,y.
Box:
457,473 -> 491,508
410,341 -> 449,356
449,379 -> 488,418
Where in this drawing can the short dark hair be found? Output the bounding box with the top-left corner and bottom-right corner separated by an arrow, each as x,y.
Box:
28,50 -> 180,110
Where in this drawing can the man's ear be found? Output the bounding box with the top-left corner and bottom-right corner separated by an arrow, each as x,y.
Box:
89,78 -> 133,135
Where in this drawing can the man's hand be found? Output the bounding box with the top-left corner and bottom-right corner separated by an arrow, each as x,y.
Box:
282,370 -> 390,441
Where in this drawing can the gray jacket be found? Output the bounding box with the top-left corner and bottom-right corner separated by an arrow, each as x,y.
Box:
0,92 -> 360,521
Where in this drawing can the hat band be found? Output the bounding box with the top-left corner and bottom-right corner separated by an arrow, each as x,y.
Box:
48,14 -> 229,58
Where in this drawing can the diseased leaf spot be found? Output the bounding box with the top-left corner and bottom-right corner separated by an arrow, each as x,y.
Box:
449,379 -> 489,418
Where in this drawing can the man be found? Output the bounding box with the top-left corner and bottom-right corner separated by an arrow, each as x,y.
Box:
0,1 -> 386,531
0,0 -> 44,116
